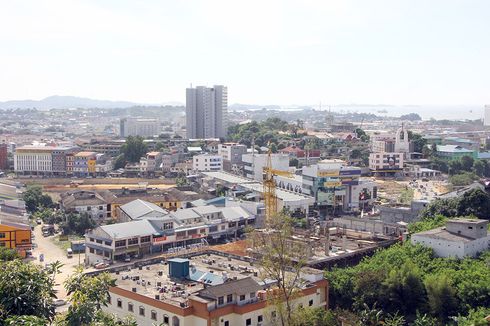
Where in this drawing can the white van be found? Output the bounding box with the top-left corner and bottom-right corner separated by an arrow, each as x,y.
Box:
66,248 -> 73,258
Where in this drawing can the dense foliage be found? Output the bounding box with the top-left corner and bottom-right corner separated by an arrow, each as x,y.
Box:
120,135 -> 148,163
326,242 -> 490,324
449,171 -> 479,186
0,247 -> 21,262
228,117 -> 299,147
60,212 -> 97,236
0,260 -> 57,323
419,188 -> 490,221
23,185 -> 54,212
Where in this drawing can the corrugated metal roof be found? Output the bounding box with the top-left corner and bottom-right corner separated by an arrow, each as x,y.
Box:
120,199 -> 167,220
99,219 -> 157,238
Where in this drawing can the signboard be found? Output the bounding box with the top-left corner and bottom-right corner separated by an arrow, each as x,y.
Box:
324,181 -> 342,187
318,170 -> 339,177
152,236 -> 167,244
339,169 -> 361,176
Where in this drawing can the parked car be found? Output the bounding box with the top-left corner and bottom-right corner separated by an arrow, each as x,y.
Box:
36,219 -> 42,225
94,262 -> 109,269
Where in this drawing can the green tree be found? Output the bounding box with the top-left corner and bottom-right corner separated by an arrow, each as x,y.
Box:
249,213 -> 308,326
424,275 -> 458,322
4,315 -> 47,326
448,159 -> 462,175
120,136 -> 148,163
63,267 -> 116,325
473,159 -> 487,177
291,307 -> 339,326
350,149 -> 362,159
455,307 -> 490,326
23,185 -> 53,212
460,155 -> 475,172
449,172 -> 478,186
61,213 -> 96,236
113,154 -> 126,170
289,158 -> 299,168
408,131 -> 428,153
0,260 -> 56,322
412,312 -> 438,326
0,247 -> 20,261
381,261 -> 427,318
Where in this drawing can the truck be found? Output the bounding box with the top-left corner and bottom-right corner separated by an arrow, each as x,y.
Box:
66,248 -> 73,258
41,224 -> 55,237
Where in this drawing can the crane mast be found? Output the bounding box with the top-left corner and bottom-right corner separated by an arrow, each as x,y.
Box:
263,143 -> 293,226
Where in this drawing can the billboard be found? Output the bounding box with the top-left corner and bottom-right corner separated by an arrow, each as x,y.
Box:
339,169 -> 361,176
318,170 -> 339,177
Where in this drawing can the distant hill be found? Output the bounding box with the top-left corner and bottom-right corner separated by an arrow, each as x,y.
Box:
0,95 -> 143,109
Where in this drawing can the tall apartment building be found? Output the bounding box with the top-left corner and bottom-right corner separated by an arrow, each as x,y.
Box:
192,154 -> 223,172
186,85 -> 228,139
484,105 -> 490,126
120,118 -> 160,138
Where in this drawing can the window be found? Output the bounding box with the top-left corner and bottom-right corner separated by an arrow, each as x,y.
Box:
151,310 -> 157,320
163,222 -> 173,230
226,294 -> 233,303
163,315 -> 169,324
128,237 -> 138,245
87,206 -> 91,211
309,299 -> 314,306
250,292 -> 256,298
115,240 -> 126,247
239,294 -> 245,301
468,226 -> 473,229
89,237 -> 94,242
105,241 -> 112,246
258,315 -> 263,323
89,248 -> 94,253
96,239 -> 102,244
172,316 -> 180,326
246,318 -> 251,326
128,302 -> 133,312
218,296 -> 224,305
99,206 -> 103,210
224,321 -> 229,326
139,306 -> 145,316
117,299 -> 122,308
141,236 -> 151,243
0,242 -> 5,247
271,311 -> 277,319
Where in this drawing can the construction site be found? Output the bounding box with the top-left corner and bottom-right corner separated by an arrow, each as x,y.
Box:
247,224 -> 397,270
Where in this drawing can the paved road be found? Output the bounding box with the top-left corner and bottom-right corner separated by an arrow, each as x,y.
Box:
30,224 -> 83,299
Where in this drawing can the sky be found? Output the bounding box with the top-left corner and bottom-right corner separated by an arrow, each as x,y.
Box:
0,0 -> 489,106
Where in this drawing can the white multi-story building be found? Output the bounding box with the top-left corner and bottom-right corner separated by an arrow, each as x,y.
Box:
186,85 -> 228,139
103,254 -> 328,326
218,143 -> 247,165
192,154 -> 222,172
484,105 -> 490,126
411,219 -> 490,258
140,152 -> 163,175
120,118 -> 160,138
14,145 -> 76,175
242,153 -> 290,181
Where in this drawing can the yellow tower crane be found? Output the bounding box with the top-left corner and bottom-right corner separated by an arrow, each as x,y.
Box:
263,144 -> 293,226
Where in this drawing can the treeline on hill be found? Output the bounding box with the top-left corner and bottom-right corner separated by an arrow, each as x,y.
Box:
227,117 -> 306,147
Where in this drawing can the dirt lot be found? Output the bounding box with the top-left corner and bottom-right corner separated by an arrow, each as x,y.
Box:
211,240 -> 249,256
16,177 -> 176,193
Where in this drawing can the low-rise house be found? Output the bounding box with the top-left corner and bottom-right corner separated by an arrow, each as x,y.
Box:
411,218 -> 490,258
60,190 -> 114,220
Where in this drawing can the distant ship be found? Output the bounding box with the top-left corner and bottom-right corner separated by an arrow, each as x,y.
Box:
377,109 -> 388,114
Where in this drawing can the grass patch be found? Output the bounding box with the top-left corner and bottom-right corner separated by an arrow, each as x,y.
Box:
51,234 -> 84,251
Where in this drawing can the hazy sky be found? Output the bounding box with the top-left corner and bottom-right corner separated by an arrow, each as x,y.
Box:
1,0 -> 489,106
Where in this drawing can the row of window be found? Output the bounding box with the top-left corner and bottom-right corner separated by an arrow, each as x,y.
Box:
113,298 -> 179,325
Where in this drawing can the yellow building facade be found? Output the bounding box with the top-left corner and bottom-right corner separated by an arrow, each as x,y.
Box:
0,221 -> 32,257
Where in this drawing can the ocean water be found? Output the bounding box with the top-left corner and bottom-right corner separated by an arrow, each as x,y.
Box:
326,105 -> 483,121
